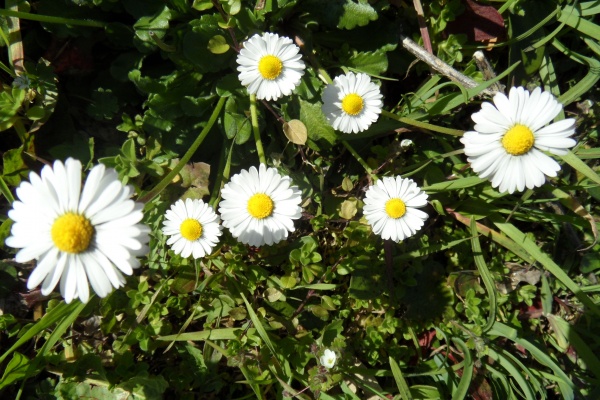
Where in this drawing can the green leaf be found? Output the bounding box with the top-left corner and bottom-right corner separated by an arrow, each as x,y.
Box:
133,5 -> 171,52
207,34 -> 230,54
299,99 -> 337,150
346,49 -> 388,76
490,214 -> 600,316
469,219 -> 497,332
157,327 -> 255,341
0,352 -> 30,390
389,357 -> 413,400
336,0 -> 377,29
490,321 -> 576,399
183,15 -> 233,73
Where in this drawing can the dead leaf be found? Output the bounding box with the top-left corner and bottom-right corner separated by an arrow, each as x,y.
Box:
283,119 -> 308,145
446,0 -> 506,43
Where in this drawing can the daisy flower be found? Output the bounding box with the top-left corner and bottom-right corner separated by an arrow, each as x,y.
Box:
320,349 -> 337,369
461,86 -> 577,194
218,164 -> 302,247
162,198 -> 222,259
321,72 -> 383,134
236,32 -> 305,101
5,158 -> 150,304
363,176 -> 428,242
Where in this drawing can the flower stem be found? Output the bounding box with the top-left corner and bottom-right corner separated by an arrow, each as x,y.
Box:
341,140 -> 373,176
0,9 -> 106,28
139,96 -> 226,203
381,109 -> 464,136
249,94 -> 266,165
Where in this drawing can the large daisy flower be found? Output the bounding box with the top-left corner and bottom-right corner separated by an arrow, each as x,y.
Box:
5,158 -> 150,303
461,86 -> 577,194
218,164 -> 302,247
162,198 -> 222,259
236,32 -> 305,101
363,176 -> 428,242
321,72 -> 383,134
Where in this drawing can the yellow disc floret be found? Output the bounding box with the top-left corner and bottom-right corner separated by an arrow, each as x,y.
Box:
51,212 -> 94,253
385,198 -> 406,219
502,124 -> 535,156
341,93 -> 364,116
180,219 -> 203,241
258,55 -> 283,80
247,193 -> 274,219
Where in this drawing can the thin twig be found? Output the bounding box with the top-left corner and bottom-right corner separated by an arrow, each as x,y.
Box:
400,35 -> 498,97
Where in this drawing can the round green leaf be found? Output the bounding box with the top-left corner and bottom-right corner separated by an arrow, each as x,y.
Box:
207,35 -> 230,54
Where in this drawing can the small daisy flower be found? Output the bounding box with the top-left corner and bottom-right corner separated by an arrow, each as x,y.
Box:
162,198 -> 222,259
321,72 -> 383,134
236,32 -> 305,101
363,176 -> 428,242
461,86 -> 577,194
219,164 -> 302,247
320,349 -> 337,369
5,158 -> 150,303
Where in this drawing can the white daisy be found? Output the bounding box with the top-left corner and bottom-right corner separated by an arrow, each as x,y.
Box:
236,32 -> 305,101
320,349 -> 337,369
321,72 -> 383,134
461,86 -> 577,194
363,176 -> 428,242
5,158 -> 150,304
162,198 -> 222,259
218,164 -> 302,247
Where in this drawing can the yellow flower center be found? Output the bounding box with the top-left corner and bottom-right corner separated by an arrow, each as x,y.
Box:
247,193 -> 274,219
180,218 -> 203,241
501,124 -> 535,156
385,198 -> 406,219
341,93 -> 364,116
51,212 -> 94,254
258,55 -> 283,80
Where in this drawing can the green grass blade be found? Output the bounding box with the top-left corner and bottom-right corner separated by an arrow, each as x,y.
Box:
450,337 -> 473,400
469,219 -> 497,332
389,357 -> 413,400
547,314 -> 600,381
490,322 -> 576,399
423,176 -> 484,193
559,4 -> 600,40
560,151 -> 600,185
0,301 -> 81,365
0,176 -> 15,203
157,327 -> 254,341
490,214 -> 600,316
239,291 -> 278,358
486,347 -> 536,400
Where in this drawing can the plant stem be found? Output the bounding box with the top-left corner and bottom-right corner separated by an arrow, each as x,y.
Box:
250,94 -> 266,165
0,9 -> 106,28
381,110 -> 464,136
341,140 -> 373,176
139,96 -> 226,203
